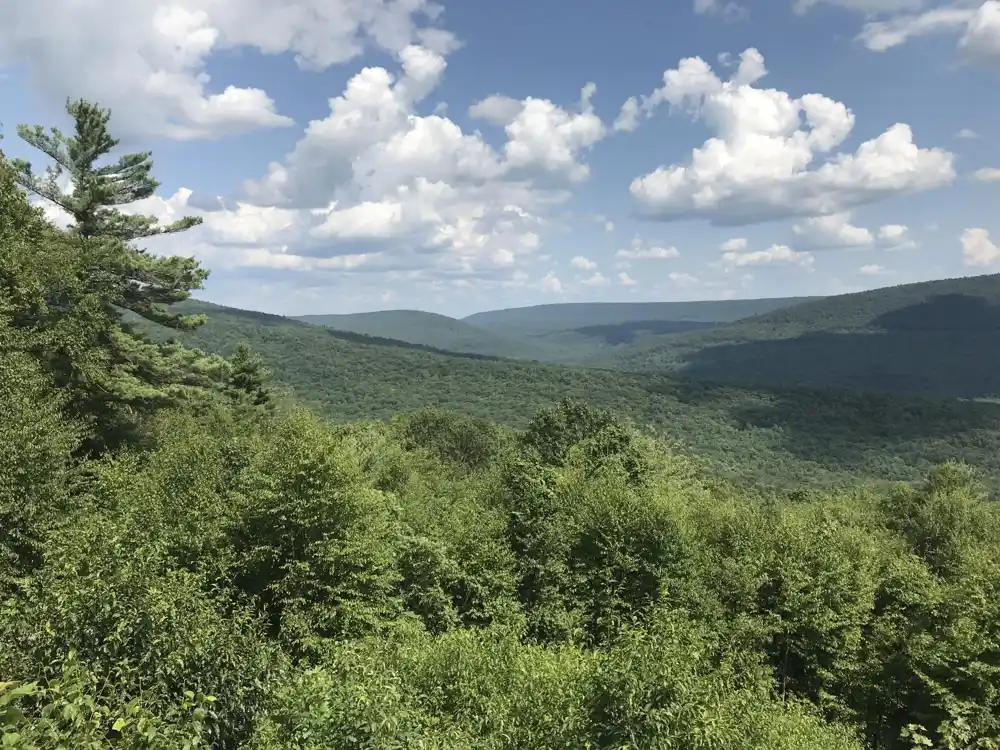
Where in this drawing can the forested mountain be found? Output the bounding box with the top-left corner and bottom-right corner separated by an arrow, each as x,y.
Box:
4,101 -> 1000,749
292,301 -> 811,365
149,299 -> 1000,492
596,274 -> 1000,398
294,309 -> 557,360
463,297 -> 816,334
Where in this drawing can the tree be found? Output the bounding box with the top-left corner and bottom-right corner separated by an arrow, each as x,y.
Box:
225,342 -> 273,408
11,98 -> 207,331
2,103 -> 225,451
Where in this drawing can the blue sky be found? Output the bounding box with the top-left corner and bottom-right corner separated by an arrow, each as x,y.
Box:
1,0 -> 999,317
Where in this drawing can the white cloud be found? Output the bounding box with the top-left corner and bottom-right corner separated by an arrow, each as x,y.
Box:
227,47 -> 608,279
571,255 -> 598,270
796,0 -> 922,13
962,227 -> 1000,265
722,243 -> 815,267
857,6 -> 972,50
719,237 -> 748,252
539,271 -> 564,293
0,0 -> 461,140
502,87 -> 606,183
961,1 -> 1000,65
618,271 -> 638,285
792,212 -> 874,248
877,223 -> 916,249
860,263 -> 888,275
468,94 -> 525,125
693,0 -> 749,20
974,167 -> 1000,181
956,128 -> 980,139
858,1 -> 1000,67
613,97 -> 640,132
624,48 -> 955,225
581,272 -> 611,286
615,237 -> 680,260
668,271 -> 701,286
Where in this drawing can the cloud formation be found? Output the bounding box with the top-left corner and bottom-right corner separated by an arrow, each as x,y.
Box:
722,243 -> 815,267
0,0 -> 465,140
962,227 -> 1000,265
621,48 -> 955,225
858,1 -> 1000,67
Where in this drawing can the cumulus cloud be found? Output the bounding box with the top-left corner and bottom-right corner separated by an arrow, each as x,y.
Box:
722,243 -> 815,267
956,128 -> 980,139
860,263 -> 888,275
539,271 -> 564,293
962,227 -> 1000,265
615,237 -> 680,260
792,212 -> 874,248
581,272 -> 611,286
226,47 -> 608,279
668,271 -> 701,286
974,167 -> 1000,181
0,0 -> 463,140
618,271 -> 638,285
623,48 -> 955,225
719,237 -> 748,251
877,223 -> 916,249
571,255 -> 598,270
858,1 -> 1000,67
468,94 -> 525,125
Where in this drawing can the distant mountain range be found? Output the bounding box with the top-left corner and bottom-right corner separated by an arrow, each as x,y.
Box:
148,297 -> 1000,492
594,273 -> 1000,399
461,298 -> 818,333
294,296 -> 814,364
291,274 -> 1000,399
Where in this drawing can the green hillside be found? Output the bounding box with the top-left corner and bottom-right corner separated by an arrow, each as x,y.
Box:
294,309 -> 556,360
149,299 -> 1000,492
463,297 -> 817,334
597,274 -> 1000,399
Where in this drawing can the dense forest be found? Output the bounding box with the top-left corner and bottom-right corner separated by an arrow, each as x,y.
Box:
3,100 -> 1000,749
597,275 -> 1000,398
151,300 -> 1000,492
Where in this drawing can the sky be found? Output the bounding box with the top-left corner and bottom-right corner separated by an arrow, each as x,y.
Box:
1,0 -> 999,317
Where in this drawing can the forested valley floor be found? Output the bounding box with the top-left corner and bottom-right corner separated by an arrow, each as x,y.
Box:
3,101 -> 1000,749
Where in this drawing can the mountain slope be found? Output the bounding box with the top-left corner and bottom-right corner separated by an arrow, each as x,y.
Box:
147,299 -> 1000,491
294,309 -> 555,360
596,273 -> 1000,398
463,297 -> 818,335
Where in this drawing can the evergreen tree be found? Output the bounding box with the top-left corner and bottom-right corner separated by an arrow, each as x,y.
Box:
2,103 -> 226,451
11,98 -> 207,331
225,342 -> 273,408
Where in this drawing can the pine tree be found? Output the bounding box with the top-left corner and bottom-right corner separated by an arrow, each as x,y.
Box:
3,101 -> 227,452
225,343 -> 273,408
11,98 -> 207,331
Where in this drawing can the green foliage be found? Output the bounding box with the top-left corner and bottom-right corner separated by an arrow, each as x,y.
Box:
0,348 -> 80,594
7,98 -> 1000,750
224,343 -> 272,409
0,652 -> 214,749
12,98 -> 202,244
137,298 -> 1000,493
599,273 -> 1000,399
1,105 -> 227,452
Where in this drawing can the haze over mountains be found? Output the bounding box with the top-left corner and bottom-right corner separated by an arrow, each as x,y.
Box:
284,274 -> 1000,399
139,271 -> 1000,494
294,296 -> 815,365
